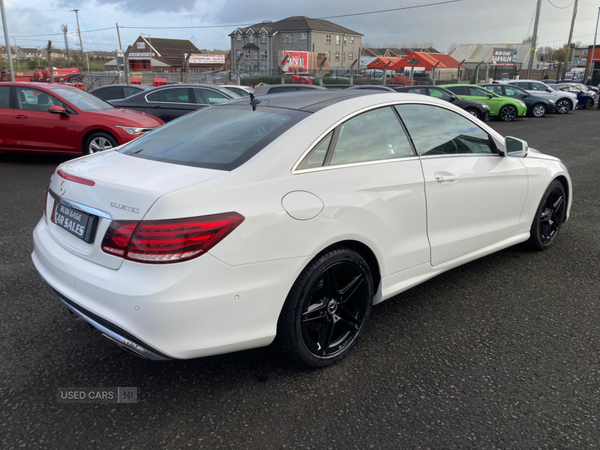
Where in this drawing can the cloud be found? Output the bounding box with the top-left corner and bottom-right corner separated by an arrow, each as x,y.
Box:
56,0 -> 196,14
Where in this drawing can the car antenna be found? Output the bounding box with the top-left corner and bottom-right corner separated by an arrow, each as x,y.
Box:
249,92 -> 261,111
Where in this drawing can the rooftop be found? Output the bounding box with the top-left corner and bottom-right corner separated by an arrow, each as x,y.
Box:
231,16 -> 363,37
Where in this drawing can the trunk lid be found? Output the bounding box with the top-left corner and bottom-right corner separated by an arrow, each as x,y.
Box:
46,150 -> 225,269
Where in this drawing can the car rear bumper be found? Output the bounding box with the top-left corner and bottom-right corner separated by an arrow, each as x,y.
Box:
32,216 -> 306,360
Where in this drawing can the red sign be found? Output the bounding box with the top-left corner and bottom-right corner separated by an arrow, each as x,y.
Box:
282,51 -> 309,73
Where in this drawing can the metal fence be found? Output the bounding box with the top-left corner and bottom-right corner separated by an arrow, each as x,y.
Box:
82,70 -> 232,90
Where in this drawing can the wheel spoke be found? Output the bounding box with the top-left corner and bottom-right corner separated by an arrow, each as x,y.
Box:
302,301 -> 328,323
90,141 -> 102,152
338,307 -> 360,330
324,267 -> 338,297
338,275 -> 364,305
552,195 -> 563,212
318,318 -> 337,355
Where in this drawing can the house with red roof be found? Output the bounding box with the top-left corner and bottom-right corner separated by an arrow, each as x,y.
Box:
390,51 -> 465,71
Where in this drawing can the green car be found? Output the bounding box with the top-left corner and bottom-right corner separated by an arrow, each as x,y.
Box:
441,84 -> 527,122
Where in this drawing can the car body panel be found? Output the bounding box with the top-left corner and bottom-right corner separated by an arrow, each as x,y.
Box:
501,80 -> 578,111
479,84 -> 555,115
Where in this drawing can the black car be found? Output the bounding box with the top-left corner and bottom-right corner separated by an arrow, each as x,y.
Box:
88,84 -> 152,101
391,85 -> 491,121
108,84 -> 240,122
479,83 -> 555,118
253,84 -> 327,96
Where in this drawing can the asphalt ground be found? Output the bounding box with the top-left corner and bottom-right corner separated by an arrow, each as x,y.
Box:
1,108 -> 599,449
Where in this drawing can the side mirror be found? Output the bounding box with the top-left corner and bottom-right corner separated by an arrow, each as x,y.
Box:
488,94 -> 493,98
48,105 -> 69,116
503,136 -> 528,158
450,95 -> 457,102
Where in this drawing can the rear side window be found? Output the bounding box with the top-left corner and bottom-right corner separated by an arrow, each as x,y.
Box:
329,107 -> 414,165
0,86 -> 10,109
485,85 -> 503,95
120,105 -> 310,171
429,88 -> 453,101
96,86 -> 124,100
297,132 -> 333,170
124,87 -> 142,98
446,86 -> 468,96
147,88 -> 191,103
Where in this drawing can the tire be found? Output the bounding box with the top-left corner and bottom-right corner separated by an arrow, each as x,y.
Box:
531,103 -> 547,118
83,131 -> 118,155
465,108 -> 480,119
527,180 -> 566,251
555,99 -> 571,114
276,247 -> 374,368
584,98 -> 594,109
67,75 -> 82,83
499,105 -> 518,122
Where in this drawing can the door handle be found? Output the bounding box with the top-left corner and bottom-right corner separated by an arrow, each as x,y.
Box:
15,115 -> 28,120
434,173 -> 458,183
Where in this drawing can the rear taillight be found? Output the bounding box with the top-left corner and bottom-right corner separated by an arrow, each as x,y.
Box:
101,213 -> 244,264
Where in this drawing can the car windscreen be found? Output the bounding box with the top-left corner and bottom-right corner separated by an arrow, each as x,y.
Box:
219,88 -> 244,99
119,104 -> 310,171
53,87 -> 115,111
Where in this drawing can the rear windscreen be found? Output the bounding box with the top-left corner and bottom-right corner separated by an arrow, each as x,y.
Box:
120,104 -> 310,171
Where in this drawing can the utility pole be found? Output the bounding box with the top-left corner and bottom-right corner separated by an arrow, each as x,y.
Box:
47,41 -> 54,83
61,24 -> 70,59
588,7 -> 600,82
0,0 -> 14,80
527,0 -> 542,79
124,45 -> 131,85
72,9 -> 90,74
116,23 -> 123,81
561,0 -> 578,81
12,37 -> 20,70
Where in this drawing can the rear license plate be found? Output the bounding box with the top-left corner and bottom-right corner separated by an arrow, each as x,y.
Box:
51,198 -> 98,243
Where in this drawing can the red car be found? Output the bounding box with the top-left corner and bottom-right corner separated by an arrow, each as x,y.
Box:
0,82 -> 163,155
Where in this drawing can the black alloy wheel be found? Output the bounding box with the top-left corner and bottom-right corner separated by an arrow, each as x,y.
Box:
277,247 -> 373,368
499,105 -> 518,122
531,103 -> 547,118
528,180 -> 566,251
465,108 -> 480,119
584,98 -> 594,109
555,99 -> 571,114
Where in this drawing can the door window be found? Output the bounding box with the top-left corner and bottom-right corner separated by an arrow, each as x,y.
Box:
395,104 -> 494,156
428,88 -> 453,101
446,86 -> 469,96
147,88 -> 191,103
513,81 -> 530,90
503,86 -> 523,97
16,87 -> 65,111
484,85 -> 504,95
530,82 -> 548,91
329,107 -> 414,166
0,86 -> 10,108
469,87 -> 491,97
124,87 -> 142,98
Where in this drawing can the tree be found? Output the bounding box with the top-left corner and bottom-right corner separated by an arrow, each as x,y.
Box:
447,42 -> 458,54
522,35 -> 533,44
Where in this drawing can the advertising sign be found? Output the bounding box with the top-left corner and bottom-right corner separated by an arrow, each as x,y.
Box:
281,51 -> 309,73
492,48 -> 518,66
137,42 -> 145,49
186,54 -> 226,64
129,53 -> 155,57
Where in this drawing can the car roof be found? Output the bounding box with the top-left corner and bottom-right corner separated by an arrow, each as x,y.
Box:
2,82 -> 72,90
260,84 -> 326,90
218,90 -> 380,112
89,84 -> 151,92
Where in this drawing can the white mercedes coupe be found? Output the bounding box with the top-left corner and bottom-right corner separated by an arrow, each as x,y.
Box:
32,91 -> 572,367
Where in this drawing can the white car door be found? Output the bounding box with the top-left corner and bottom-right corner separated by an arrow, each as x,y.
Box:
395,104 -> 528,266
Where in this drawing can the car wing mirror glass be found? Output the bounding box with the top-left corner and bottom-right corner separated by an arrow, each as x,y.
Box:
48,105 -> 69,116
504,136 -> 528,158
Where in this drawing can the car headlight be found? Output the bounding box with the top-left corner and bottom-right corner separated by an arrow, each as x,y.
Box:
549,100 -> 556,104
115,126 -> 155,136
518,101 -> 526,107
482,104 -> 490,110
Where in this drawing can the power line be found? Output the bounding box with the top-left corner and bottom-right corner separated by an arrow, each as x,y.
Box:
318,0 -> 462,19
547,0 -> 574,9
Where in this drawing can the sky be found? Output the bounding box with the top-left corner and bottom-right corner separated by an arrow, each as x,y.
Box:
2,0 -> 599,54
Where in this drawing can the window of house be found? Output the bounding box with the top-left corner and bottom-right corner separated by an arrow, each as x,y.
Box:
254,51 -> 258,60
350,36 -> 354,43
236,50 -> 242,58
261,33 -> 267,43
335,52 -> 340,61
343,36 -> 347,44
260,65 -> 267,71
349,52 -> 353,60
245,50 -> 251,59
395,104 -> 494,156
288,33 -> 294,44
248,34 -> 254,43
300,33 -> 307,40
260,50 -> 267,60
336,35 -> 340,45
326,34 -> 331,45
282,34 -> 286,43
236,34 -> 241,41
254,65 -> 258,72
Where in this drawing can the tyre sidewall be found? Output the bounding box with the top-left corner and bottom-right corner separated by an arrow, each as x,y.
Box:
278,248 -> 374,368
528,180 -> 566,251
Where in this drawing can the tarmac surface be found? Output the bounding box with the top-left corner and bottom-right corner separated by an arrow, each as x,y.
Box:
1,108 -> 599,449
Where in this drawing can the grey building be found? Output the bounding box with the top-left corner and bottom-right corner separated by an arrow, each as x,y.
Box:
229,16 -> 363,75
